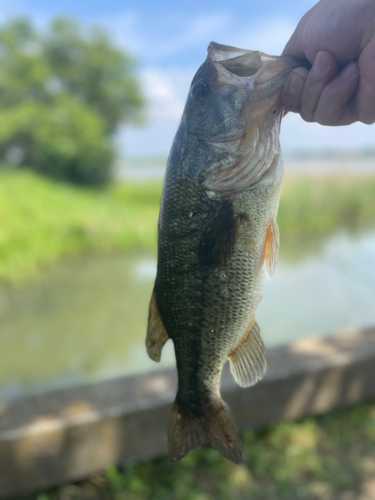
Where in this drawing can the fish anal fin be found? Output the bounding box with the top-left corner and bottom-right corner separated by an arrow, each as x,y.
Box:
146,291 -> 169,362
198,201 -> 246,268
229,320 -> 267,388
168,399 -> 244,464
264,219 -> 279,277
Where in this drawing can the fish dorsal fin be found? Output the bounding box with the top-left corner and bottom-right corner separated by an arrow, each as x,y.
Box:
198,201 -> 244,268
228,320 -> 266,388
146,290 -> 169,362
264,219 -> 279,277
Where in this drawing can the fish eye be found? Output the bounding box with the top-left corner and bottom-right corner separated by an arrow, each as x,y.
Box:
191,81 -> 210,98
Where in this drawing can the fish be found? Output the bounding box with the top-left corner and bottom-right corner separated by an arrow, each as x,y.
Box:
146,42 -> 303,464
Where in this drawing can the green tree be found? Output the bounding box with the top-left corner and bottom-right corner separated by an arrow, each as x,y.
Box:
0,18 -> 144,186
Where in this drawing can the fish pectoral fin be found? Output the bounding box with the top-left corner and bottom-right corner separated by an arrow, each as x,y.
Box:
228,320 -> 267,388
264,219 -> 280,277
198,201 -> 245,268
146,290 -> 169,362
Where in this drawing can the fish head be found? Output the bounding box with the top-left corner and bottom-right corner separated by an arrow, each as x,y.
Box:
180,42 -> 304,192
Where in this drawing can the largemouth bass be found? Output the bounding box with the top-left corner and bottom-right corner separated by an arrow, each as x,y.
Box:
146,42 -> 302,464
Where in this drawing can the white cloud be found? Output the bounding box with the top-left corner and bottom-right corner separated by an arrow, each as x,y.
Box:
145,12 -> 233,60
141,67 -> 192,120
100,10 -> 145,60
100,10 -> 233,63
116,66 -> 194,156
281,114 -> 375,152
224,16 -> 296,56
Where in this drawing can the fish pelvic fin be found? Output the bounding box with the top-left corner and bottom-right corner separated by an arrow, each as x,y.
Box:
264,219 -> 280,277
168,398 -> 244,464
229,320 -> 267,388
146,290 -> 169,362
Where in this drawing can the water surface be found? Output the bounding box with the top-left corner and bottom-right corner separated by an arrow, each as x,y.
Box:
1,231 -> 375,400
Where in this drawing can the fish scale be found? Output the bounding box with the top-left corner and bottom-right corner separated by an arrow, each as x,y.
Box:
146,41 -> 303,463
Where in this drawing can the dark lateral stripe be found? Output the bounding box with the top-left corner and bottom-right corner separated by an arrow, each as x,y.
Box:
198,201 -> 245,268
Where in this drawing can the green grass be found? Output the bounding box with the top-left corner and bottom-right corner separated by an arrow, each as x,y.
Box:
1,167 -> 375,284
0,167 -> 162,284
279,173 -> 375,236
20,402 -> 375,500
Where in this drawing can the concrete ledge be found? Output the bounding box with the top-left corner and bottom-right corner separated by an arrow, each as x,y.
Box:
1,327 -> 375,497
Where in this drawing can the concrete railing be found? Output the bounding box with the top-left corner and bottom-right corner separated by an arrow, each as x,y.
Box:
1,327 -> 375,498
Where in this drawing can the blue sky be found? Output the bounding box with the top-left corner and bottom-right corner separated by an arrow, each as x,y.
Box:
2,0 -> 374,156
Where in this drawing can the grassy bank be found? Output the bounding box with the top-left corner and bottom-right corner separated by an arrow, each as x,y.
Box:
0,168 -> 161,284
1,167 -> 375,284
279,174 -> 375,235
21,401 -> 375,500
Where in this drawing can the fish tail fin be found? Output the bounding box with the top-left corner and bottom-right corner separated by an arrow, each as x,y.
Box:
168,401 -> 207,463
168,398 -> 244,464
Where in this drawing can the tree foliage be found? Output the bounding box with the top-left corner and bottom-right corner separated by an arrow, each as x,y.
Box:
0,18 -> 144,186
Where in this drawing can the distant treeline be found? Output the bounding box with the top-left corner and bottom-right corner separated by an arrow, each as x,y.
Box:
285,149 -> 375,160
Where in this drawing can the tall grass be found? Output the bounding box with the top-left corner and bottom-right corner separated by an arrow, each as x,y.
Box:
0,168 -> 161,284
279,174 -> 375,235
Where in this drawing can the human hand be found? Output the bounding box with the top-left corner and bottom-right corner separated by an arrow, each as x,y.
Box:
281,0 -> 375,125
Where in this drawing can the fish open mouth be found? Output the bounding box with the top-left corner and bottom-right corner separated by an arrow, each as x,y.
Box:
199,42 -> 304,193
207,41 -> 304,100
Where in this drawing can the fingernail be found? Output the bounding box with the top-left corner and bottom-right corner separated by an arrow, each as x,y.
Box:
289,72 -> 304,95
342,62 -> 359,81
312,52 -> 331,79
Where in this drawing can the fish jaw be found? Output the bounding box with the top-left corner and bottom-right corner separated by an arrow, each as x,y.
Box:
200,44 -> 300,193
207,41 -> 302,95
180,42 -> 301,193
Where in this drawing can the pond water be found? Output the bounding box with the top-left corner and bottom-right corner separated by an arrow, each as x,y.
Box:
1,230 -> 375,400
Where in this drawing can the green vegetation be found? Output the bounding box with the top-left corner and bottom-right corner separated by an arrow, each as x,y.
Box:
20,402 -> 375,500
0,168 -> 161,284
279,174 -> 375,235
0,18 -> 144,185
1,169 -> 375,284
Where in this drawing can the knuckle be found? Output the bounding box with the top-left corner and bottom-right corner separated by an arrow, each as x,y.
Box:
303,78 -> 318,94
357,107 -> 375,124
300,111 -> 315,123
361,116 -> 375,125
293,67 -> 309,80
288,104 -> 300,113
317,116 -> 335,126
299,104 -> 315,122
314,108 -> 334,126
